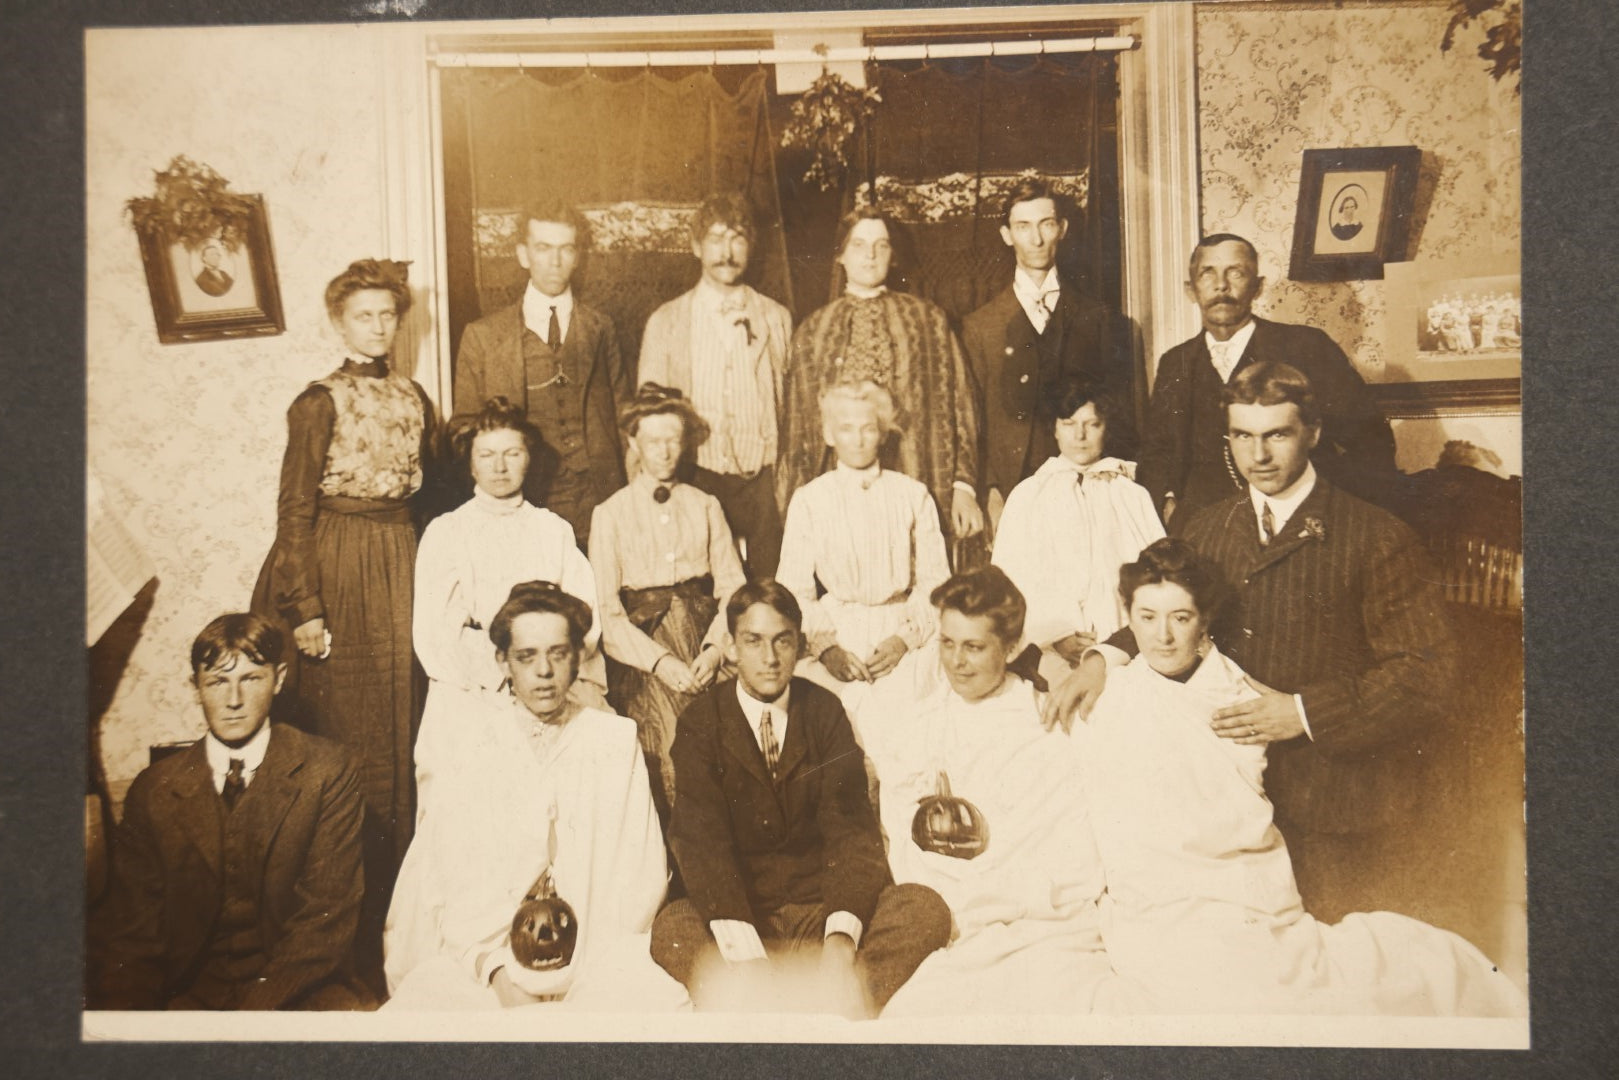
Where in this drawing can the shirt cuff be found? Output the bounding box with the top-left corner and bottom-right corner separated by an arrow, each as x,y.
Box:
823,910 -> 864,948
709,919 -> 768,964
1084,643 -> 1132,668
951,481 -> 976,499
1294,693 -> 1313,740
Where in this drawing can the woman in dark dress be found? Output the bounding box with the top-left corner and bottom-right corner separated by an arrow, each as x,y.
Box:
252,258 -> 434,986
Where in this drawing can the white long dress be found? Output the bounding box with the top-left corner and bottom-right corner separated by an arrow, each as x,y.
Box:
1076,647 -> 1526,1017
991,456 -> 1163,653
382,695 -> 685,1010
854,655 -> 1122,1016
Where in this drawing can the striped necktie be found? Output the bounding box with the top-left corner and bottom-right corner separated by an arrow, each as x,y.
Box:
759,709 -> 780,779
1261,502 -> 1276,545
222,758 -> 246,812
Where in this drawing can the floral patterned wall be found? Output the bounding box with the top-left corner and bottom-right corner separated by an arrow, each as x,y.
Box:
88,27 -> 393,801
1195,0 -> 1521,475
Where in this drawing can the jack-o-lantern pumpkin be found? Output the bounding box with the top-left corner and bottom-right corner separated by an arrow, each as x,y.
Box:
911,770 -> 988,860
510,868 -> 578,971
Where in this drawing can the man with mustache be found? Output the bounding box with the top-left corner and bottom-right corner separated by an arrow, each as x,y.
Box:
1136,234 -> 1397,530
639,193 -> 792,576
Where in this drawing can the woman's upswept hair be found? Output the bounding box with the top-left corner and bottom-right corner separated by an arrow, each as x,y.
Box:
818,379 -> 899,435
324,258 -> 412,321
446,396 -> 542,474
489,581 -> 594,655
1117,537 -> 1230,621
930,565 -> 1027,649
617,382 -> 711,451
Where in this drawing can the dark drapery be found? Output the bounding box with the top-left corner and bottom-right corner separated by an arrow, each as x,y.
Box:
442,66 -> 790,374
854,54 -> 1118,324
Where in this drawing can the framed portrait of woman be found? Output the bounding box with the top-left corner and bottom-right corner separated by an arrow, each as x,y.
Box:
1288,145 -> 1421,282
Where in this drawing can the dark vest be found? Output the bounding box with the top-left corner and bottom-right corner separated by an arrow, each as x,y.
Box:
523,327 -> 592,475
191,783 -> 268,1006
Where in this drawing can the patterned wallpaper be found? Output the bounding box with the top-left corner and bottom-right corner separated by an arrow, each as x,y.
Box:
87,26 -> 392,797
1195,0 -> 1521,399
87,6 -> 1524,801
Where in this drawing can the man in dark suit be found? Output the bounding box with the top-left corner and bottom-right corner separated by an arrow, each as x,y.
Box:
1136,233 -> 1398,531
452,199 -> 631,547
651,580 -> 950,1017
88,613 -> 369,1011
1048,363 -> 1455,924
961,177 -> 1131,532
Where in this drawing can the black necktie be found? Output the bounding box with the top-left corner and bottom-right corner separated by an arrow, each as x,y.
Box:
547,305 -> 561,350
222,758 -> 246,812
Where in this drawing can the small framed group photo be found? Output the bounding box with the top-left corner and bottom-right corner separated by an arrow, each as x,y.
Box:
133,193 -> 285,345
1374,254 -> 1521,415
1288,145 -> 1422,282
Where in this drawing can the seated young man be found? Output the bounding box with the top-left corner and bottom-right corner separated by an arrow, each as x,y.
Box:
87,613 -> 370,1011
384,582 -> 681,1011
651,580 -> 951,1018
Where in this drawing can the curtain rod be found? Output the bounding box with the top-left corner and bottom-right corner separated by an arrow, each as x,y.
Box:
432,35 -> 1138,69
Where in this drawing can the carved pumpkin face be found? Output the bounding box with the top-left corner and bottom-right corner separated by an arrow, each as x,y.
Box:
510,894 -> 578,971
912,771 -> 989,860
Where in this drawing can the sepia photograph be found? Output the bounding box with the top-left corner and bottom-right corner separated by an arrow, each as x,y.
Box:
80,0 -> 1527,1051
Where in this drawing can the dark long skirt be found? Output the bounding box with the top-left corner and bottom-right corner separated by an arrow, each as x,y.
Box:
252,497 -> 421,990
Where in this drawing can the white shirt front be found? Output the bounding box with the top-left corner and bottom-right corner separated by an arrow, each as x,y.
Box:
1204,319 -> 1258,382
734,679 -> 791,757
1012,267 -> 1062,333
205,722 -> 271,794
522,282 -> 575,344
1248,462 -> 1317,541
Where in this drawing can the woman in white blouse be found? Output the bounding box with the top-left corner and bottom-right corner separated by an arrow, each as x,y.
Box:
588,383 -> 747,816
991,378 -> 1163,689
776,380 -> 951,697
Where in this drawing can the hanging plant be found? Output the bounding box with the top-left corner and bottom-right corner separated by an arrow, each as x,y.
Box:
779,69 -> 882,192
1441,0 -> 1522,92
125,155 -> 261,251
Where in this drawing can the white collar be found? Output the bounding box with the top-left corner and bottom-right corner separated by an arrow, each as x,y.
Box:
844,283 -> 888,300
834,460 -> 883,488
522,282 -> 574,336
695,278 -> 748,312
1013,266 -> 1060,301
735,679 -> 791,730
471,486 -> 527,515
1248,462 -> 1317,532
1203,318 -> 1257,357
1040,454 -> 1133,481
205,721 -> 272,781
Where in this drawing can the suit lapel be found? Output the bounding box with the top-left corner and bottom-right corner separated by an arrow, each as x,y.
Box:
1250,479 -> 1332,575
770,697 -> 809,788
241,726 -> 303,867
170,742 -> 223,880
1229,316 -> 1273,379
718,691 -> 776,796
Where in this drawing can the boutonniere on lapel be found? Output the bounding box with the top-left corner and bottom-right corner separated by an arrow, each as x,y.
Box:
1299,517 -> 1327,542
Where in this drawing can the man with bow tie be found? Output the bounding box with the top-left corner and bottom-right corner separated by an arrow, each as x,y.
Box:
1046,362 -> 1456,924
961,177 -> 1133,534
639,192 -> 793,576
88,613 -> 370,1010
1136,233 -> 1398,531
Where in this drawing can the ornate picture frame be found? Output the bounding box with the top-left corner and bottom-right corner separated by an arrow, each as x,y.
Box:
1288,145 -> 1422,282
133,194 -> 285,344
